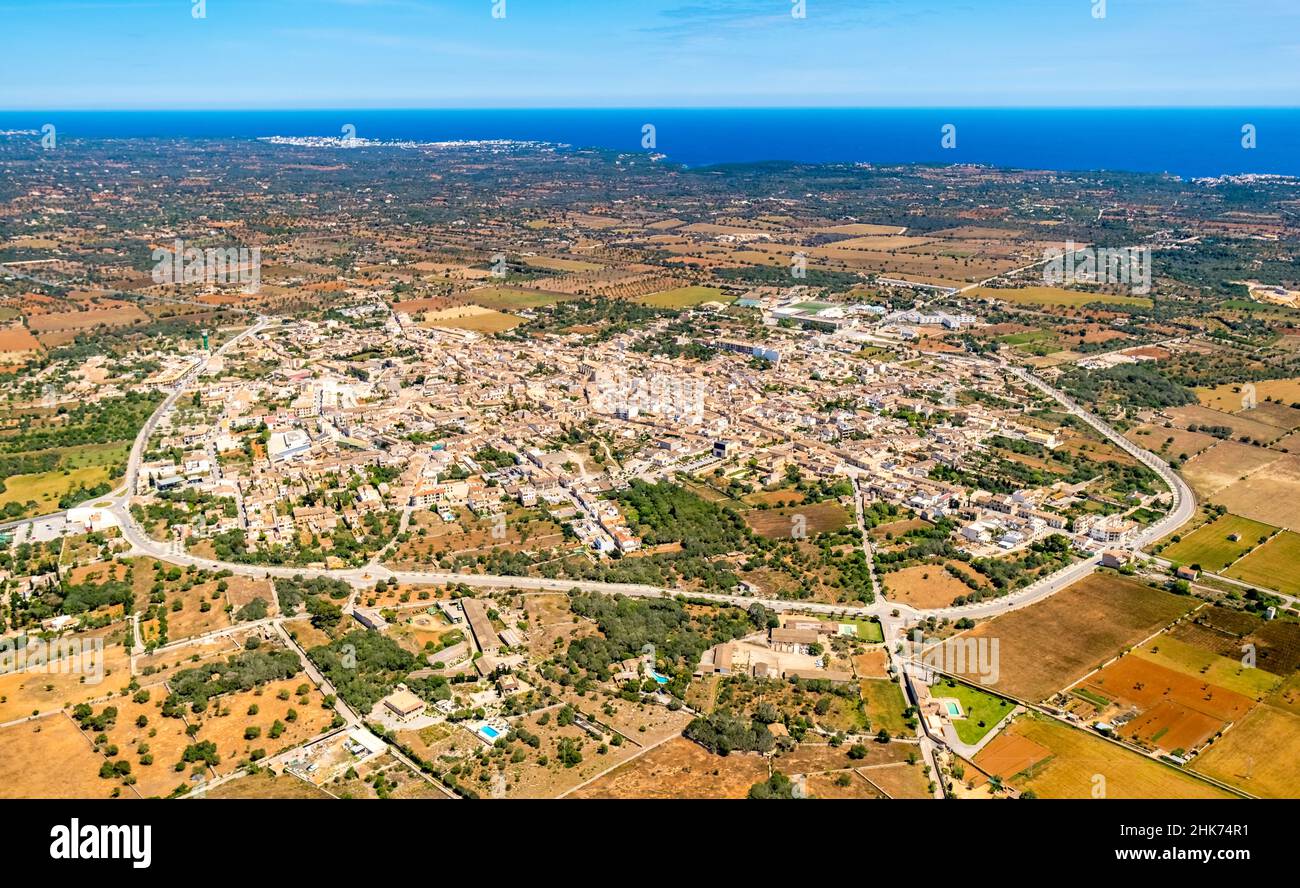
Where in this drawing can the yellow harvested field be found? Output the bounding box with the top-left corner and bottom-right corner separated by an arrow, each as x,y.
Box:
1169,404 -> 1286,445
818,223 -> 906,235
1197,377 -> 1300,413
100,695 -> 199,797
206,771 -> 334,799
194,678 -> 335,775
981,715 -> 1234,799
25,302 -> 150,332
0,464 -> 113,514
1193,704 -> 1300,798
1134,635 -> 1283,700
968,286 -> 1152,308
0,634 -> 133,722
1125,424 -> 1221,461
417,304 -> 522,333
805,770 -> 887,798
859,762 -> 932,799
637,286 -> 731,308
525,256 -> 604,272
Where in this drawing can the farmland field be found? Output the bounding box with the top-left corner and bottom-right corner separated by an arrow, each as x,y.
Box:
975,714 -> 1235,799
524,256 -> 604,273
1225,530 -> 1300,596
947,573 -> 1198,702
967,285 -> 1152,309
194,678 -> 335,776
460,286 -> 572,310
0,322 -> 41,356
0,715 -> 122,799
0,632 -> 134,722
742,501 -> 850,539
0,464 -> 113,514
882,561 -> 982,609
416,305 -> 522,333
859,761 -> 932,799
804,770 -> 887,799
1193,704 -> 1300,798
1161,513 -> 1276,572
774,740 -> 911,775
1180,441 -> 1280,498
1208,457 -> 1300,538
1134,635 -> 1283,700
1169,405 -> 1286,446
860,678 -> 910,735
569,736 -> 769,799
1125,424 -> 1221,461
1248,620 -> 1300,674
973,729 -> 1050,780
637,286 -> 732,308
1079,655 -> 1254,753
206,771 -> 334,799
1198,376 -> 1300,413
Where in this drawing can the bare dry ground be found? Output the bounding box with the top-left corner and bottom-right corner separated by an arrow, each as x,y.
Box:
98,694 -> 199,798
881,562 -> 981,608
193,678 -> 335,776
804,770 -> 888,798
773,740 -> 912,774
570,736 -> 769,799
205,771 -> 333,799
1208,455 -> 1300,530
1181,441 -> 1280,498
0,630 -> 134,722
1125,424 -> 1221,461
1170,404 -> 1287,445
0,714 -> 121,799
742,501 -> 850,539
1079,655 -> 1254,755
859,761 -> 932,798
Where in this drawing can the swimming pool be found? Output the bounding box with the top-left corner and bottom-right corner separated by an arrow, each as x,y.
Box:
650,671 -> 669,685
480,725 -> 500,739
945,701 -> 961,717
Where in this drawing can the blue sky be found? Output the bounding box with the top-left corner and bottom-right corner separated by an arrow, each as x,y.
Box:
1,0 -> 1297,109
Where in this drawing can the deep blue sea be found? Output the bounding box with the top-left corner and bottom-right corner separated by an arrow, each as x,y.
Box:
1,109 -> 1298,178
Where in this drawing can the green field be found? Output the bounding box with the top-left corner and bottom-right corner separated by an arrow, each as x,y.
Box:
0,442 -> 129,518
930,679 -> 1016,745
999,329 -> 1057,346
1162,513 -> 1277,572
860,678 -> 909,736
1225,530 -> 1300,596
638,286 -> 732,309
0,464 -> 114,513
839,618 -> 884,643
